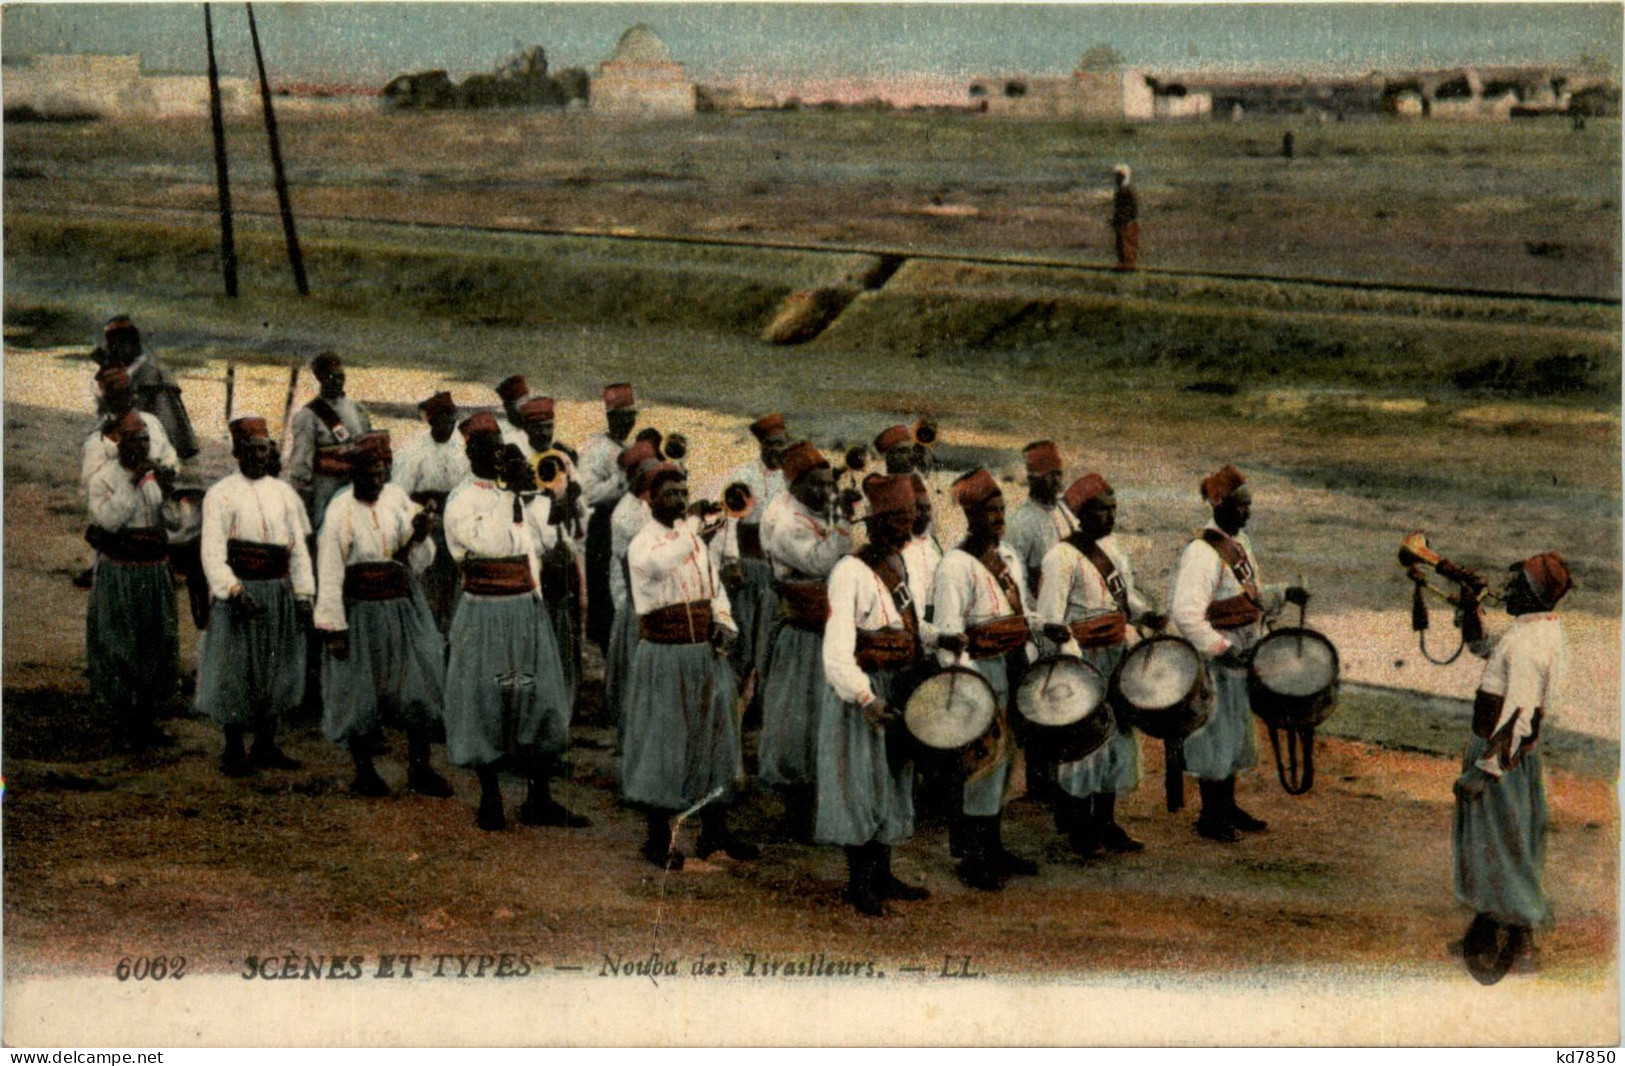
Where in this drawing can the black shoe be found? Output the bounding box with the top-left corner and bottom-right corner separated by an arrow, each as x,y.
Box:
73,567 -> 95,590
873,847 -> 930,902
1100,823 -> 1146,854
948,818 -> 969,859
1196,816 -> 1240,843
129,725 -> 177,752
642,841 -> 685,870
476,793 -> 506,831
990,817 -> 1038,877
349,766 -> 391,798
845,847 -> 889,917
519,799 -> 591,828
696,831 -> 760,861
219,750 -> 253,778
406,766 -> 455,798
1228,806 -> 1268,833
955,856 -> 1006,891
250,743 -> 302,771
1068,825 -> 1103,858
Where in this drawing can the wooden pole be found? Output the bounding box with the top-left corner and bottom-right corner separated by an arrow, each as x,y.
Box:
246,2 -> 309,296
203,3 -> 239,298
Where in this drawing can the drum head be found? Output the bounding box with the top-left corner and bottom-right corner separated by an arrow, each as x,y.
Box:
1016,656 -> 1106,727
1251,629 -> 1338,698
905,667 -> 997,751
1116,637 -> 1201,712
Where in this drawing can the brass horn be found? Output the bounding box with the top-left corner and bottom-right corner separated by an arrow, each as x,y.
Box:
1398,532 -> 1502,606
912,416 -> 938,448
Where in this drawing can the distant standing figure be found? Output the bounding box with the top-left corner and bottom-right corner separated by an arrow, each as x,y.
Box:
285,352 -> 372,534
1282,131 -> 1295,159
96,316 -> 199,461
1112,164 -> 1139,271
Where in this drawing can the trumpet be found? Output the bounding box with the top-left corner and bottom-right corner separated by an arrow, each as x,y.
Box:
912,416 -> 938,448
530,447 -> 584,538
664,432 -> 688,462
1397,531 -> 1503,607
690,481 -> 755,535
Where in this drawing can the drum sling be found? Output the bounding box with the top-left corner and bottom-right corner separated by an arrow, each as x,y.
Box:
306,398 -> 356,478
1201,529 -> 1263,629
966,548 -> 1031,659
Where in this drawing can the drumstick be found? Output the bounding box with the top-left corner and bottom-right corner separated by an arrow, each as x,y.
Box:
1040,658 -> 1057,697
1296,572 -> 1306,655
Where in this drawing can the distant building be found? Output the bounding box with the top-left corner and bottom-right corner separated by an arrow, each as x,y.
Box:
590,25 -> 695,115
1151,82 -> 1213,120
970,65 -> 1154,121
5,53 -> 255,119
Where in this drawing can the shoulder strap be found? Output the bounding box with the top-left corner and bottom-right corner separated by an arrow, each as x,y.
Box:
860,548 -> 919,637
977,546 -> 1025,617
1200,528 -> 1262,606
305,398 -> 352,443
1077,538 -> 1131,613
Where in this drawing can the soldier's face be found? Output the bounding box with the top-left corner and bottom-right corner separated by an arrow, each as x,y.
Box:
237,438 -> 274,479
525,420 -> 555,451
427,409 -> 458,442
607,409 -> 638,440
873,506 -> 916,550
353,457 -> 390,501
791,466 -> 834,513
1079,495 -> 1116,539
1029,470 -> 1062,504
1215,490 -> 1251,534
652,477 -> 689,524
912,494 -> 933,535
117,428 -> 150,469
317,367 -> 346,398
1503,569 -> 1545,617
968,496 -> 1005,542
760,433 -> 788,470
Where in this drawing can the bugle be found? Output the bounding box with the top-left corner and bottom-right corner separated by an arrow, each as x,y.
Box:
1397,531 -> 1500,665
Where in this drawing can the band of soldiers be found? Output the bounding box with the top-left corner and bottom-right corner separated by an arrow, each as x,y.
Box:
81,323 -> 1570,966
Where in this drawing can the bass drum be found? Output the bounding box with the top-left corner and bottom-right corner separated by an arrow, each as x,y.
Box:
1108,634 -> 1211,741
903,666 -> 1003,779
1014,655 -> 1112,764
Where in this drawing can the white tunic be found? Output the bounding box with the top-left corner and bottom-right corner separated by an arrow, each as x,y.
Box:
1473,613 -> 1565,777
609,492 -> 652,608
392,432 -> 469,498
1005,498 -> 1078,584
627,516 -> 736,632
199,472 -> 315,601
761,492 -> 852,580
313,484 -> 435,631
86,461 -> 165,534
823,555 -> 914,708
900,531 -> 943,648
1037,534 -> 1155,656
577,432 -> 628,508
80,413 -> 178,496
708,460 -> 786,563
442,477 -> 556,599
932,544 -> 1036,669
1169,522 -> 1283,659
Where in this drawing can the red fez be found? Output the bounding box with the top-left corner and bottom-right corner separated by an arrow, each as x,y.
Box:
418,391 -> 455,420
1200,464 -> 1248,506
229,416 -> 270,447
863,473 -> 916,517
311,351 -> 343,377
749,413 -> 787,441
630,457 -> 665,494
351,431 -> 393,463
874,424 -> 913,453
1064,473 -> 1114,514
604,383 -> 636,410
953,468 -> 1001,511
1519,553 -> 1572,609
518,395 -> 556,424
459,411 -> 502,440
495,375 -> 529,404
779,441 -> 828,486
646,462 -> 685,496
1024,440 -> 1063,476
111,410 -> 147,441
104,315 -> 137,335
95,364 -> 131,394
617,439 -> 658,472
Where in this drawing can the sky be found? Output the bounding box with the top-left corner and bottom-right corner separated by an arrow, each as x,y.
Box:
2,3 -> 1620,98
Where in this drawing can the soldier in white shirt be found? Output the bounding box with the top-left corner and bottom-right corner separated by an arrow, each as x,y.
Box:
512,394 -> 587,710
441,412 -> 584,832
1169,464 -> 1306,843
1004,440 -> 1078,592
1452,552 -> 1570,976
196,416 -> 316,777
96,315 -> 198,461
602,440 -> 660,728
874,424 -> 918,475
84,411 -> 179,751
392,391 -> 469,633
758,443 -> 855,832
707,412 -> 791,687
494,373 -> 532,452
622,465 -> 757,870
580,383 -> 639,652
817,473 -> 930,916
932,468 -> 1041,891
284,352 -> 372,534
899,472 -> 943,652
314,431 -> 451,800
82,365 -> 180,493
1037,473 -> 1167,856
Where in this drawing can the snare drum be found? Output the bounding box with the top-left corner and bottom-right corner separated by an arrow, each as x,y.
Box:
903,667 -> 1004,779
1015,655 -> 1112,764
1247,627 -> 1339,731
1108,635 -> 1211,741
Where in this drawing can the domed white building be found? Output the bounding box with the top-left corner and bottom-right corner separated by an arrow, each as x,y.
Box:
591,24 -> 695,115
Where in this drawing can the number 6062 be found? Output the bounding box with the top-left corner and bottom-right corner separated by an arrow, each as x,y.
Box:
115,956 -> 186,980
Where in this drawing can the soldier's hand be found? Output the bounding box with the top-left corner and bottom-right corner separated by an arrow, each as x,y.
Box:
228,589 -> 264,622
1214,643 -> 1252,670
325,631 -> 351,661
1453,767 -> 1492,802
566,480 -> 582,505
721,561 -> 746,593
129,460 -> 155,485
936,633 -> 967,656
709,622 -> 737,659
862,698 -> 899,730
1042,623 -> 1072,645
1139,611 -> 1169,633
295,595 -> 315,625
1284,586 -> 1311,608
